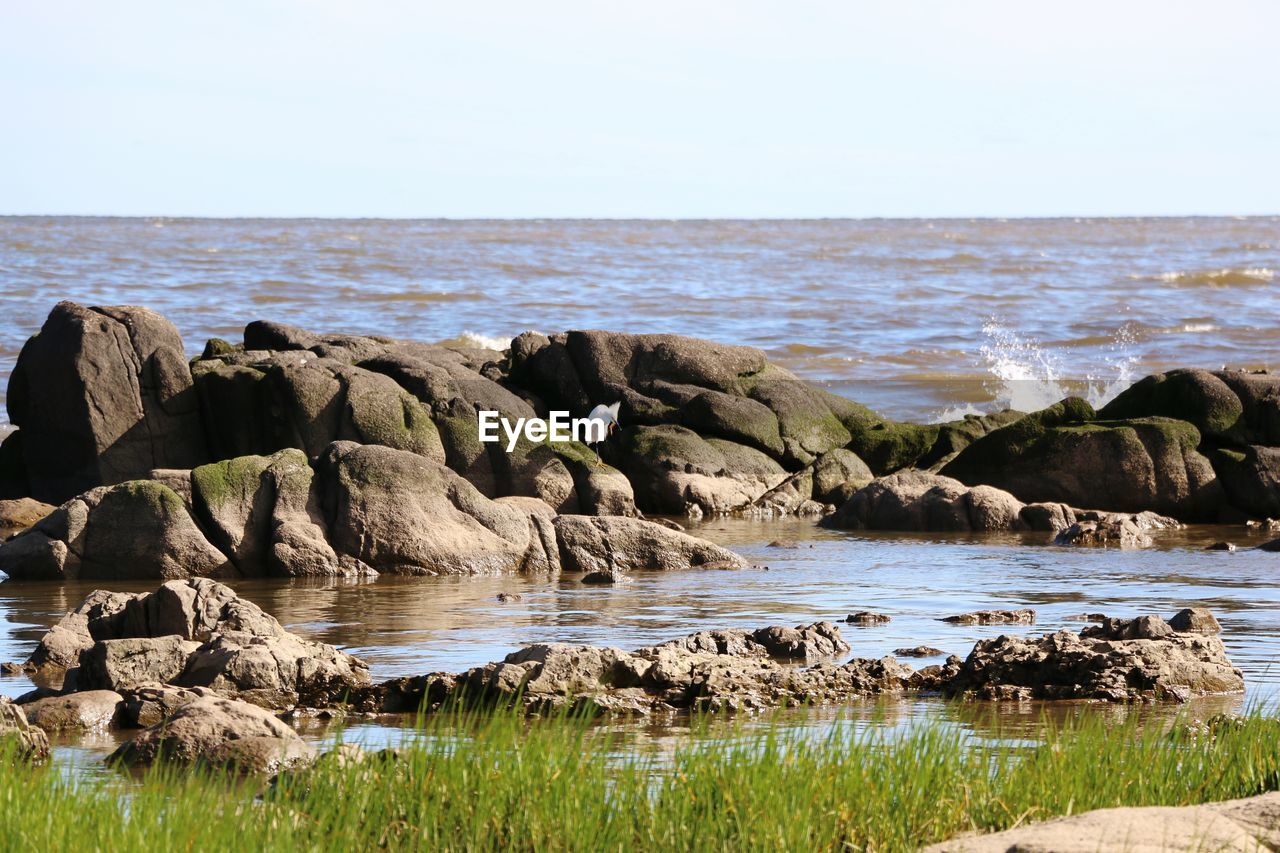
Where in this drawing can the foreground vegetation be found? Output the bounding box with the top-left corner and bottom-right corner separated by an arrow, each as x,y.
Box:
3,710 -> 1280,851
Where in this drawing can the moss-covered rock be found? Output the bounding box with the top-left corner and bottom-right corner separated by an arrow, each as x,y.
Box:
0,430 -> 28,500
942,401 -> 1224,520
1210,446 -> 1280,518
1099,369 -> 1244,442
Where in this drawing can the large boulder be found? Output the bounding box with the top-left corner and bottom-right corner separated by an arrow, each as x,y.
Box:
0,480 -> 234,581
552,515 -> 748,576
317,441 -> 560,575
944,611 -> 1244,702
1099,367 -> 1280,447
941,398 -> 1224,521
190,449 -> 340,577
26,579 -> 370,709
7,302 -> 207,504
108,695 -> 315,773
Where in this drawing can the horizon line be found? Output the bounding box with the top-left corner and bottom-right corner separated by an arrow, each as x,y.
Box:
2,212 -> 1279,222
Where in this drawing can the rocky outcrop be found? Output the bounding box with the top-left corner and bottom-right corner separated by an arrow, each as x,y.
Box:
108,695 -> 315,773
0,696 -> 50,760
0,442 -> 734,580
940,609 -> 1035,626
357,622 -> 922,715
941,398 -> 1226,521
944,613 -> 1244,702
25,579 -> 370,709
925,792 -> 1280,852
6,302 -> 207,504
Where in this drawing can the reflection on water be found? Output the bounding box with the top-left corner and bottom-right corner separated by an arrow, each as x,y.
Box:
2,518 -> 1278,774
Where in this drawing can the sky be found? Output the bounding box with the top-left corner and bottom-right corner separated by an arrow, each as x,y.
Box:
2,1 -> 1278,218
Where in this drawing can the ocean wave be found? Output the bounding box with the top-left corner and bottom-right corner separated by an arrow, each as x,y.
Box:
337,290 -> 488,304
439,331 -> 513,351
1148,268 -> 1275,287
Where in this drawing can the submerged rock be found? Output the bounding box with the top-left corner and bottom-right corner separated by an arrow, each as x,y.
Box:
26,579 -> 370,710
845,611 -> 891,625
940,609 -> 1036,625
944,610 -> 1243,702
1052,510 -> 1182,548
109,696 -> 315,773
893,646 -> 947,658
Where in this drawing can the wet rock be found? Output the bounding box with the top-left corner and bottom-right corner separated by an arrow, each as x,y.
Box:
552,514 -> 747,575
1205,541 -> 1237,551
940,609 -> 1036,625
1,661 -> 22,676
893,646 -> 947,658
845,611 -> 891,625
749,448 -> 873,517
109,696 -> 315,773
941,398 -> 1225,521
495,592 -> 523,603
1099,368 -> 1280,447
1063,612 -> 1108,622
0,480 -> 235,581
945,611 -> 1243,702
923,791 -> 1280,852
0,497 -> 55,534
369,621 -> 906,715
21,690 -> 124,732
1052,511 -> 1183,548
6,302 -> 208,505
27,579 -> 369,709
1169,607 -> 1223,634
0,696 -> 50,760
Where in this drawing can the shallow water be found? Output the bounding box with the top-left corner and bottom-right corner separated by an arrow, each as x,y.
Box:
2,216 -> 1279,774
1,216 -> 1278,422
2,520 -> 1275,768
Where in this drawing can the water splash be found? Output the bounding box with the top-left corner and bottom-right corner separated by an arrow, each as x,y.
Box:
932,321 -> 1137,422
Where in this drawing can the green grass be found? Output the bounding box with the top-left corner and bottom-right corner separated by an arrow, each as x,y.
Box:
3,711 -> 1280,851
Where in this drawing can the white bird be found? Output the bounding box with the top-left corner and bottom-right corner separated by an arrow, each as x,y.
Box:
584,402 -> 621,466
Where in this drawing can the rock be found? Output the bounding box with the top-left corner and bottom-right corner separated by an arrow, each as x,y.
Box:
944,611 -> 1243,702
495,592 -> 523,603
1205,541 -> 1237,551
0,497 -> 55,534
1169,607 -> 1223,634
1099,368 -> 1280,446
78,636 -> 196,692
845,611 -> 891,625
20,690 -> 123,732
1063,613 -> 1107,622
580,570 -> 622,585
923,791 -> 1280,852
0,697 -> 50,760
621,425 -> 788,516
941,398 -> 1224,521
0,480 -> 235,581
1052,510 -> 1181,548
940,609 -> 1036,625
120,684 -> 217,728
108,696 -> 315,773
0,661 -> 21,676
893,646 -> 947,658
7,302 -> 207,504
27,579 -> 369,709
191,449 -> 341,577
552,515 -> 747,575
1211,445 -> 1280,518
360,622 -> 907,716
318,441 -> 560,575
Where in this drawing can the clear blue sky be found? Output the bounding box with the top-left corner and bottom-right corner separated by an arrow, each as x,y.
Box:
3,1 -> 1277,218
